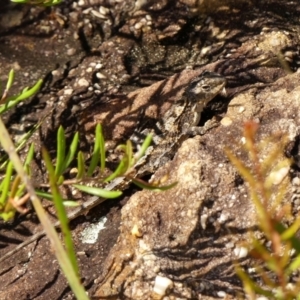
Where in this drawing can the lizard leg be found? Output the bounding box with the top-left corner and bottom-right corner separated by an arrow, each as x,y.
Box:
183,118 -> 219,136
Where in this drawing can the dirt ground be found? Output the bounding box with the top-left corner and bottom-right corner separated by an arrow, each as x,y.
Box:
1,0 -> 300,299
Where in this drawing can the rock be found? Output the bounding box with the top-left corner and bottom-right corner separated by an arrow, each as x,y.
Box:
94,70 -> 300,299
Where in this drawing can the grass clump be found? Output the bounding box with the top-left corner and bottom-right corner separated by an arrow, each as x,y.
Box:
0,68 -> 175,299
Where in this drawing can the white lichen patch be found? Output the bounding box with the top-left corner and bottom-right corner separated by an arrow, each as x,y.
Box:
80,216 -> 107,244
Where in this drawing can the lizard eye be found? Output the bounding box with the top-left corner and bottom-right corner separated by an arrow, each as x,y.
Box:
201,84 -> 211,92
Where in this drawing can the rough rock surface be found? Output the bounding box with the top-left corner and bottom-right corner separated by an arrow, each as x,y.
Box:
93,70 -> 300,299
95,136 -> 239,299
1,0 -> 300,299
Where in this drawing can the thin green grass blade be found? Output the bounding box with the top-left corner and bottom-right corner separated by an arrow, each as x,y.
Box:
35,190 -> 54,199
62,132 -> 79,171
11,0 -> 62,5
126,140 -> 133,170
10,175 -> 22,198
15,182 -> 26,198
43,0 -> 62,6
76,151 -> 85,180
0,163 -> 17,221
0,174 -> 5,192
61,200 -> 81,207
281,218 -> 300,244
55,126 -> 66,178
35,190 -> 75,205
24,143 -> 34,166
103,157 -> 127,182
97,124 -> 106,172
15,120 -> 42,151
0,69 -> 14,104
0,161 -> 13,207
134,134 -> 152,162
87,125 -> 101,176
288,253 -> 300,274
131,177 -> 177,191
43,147 -> 80,278
57,175 -> 64,185
6,69 -> 14,91
73,184 -> 122,198
0,79 -> 43,115
275,222 -> 300,254
0,117 -> 42,171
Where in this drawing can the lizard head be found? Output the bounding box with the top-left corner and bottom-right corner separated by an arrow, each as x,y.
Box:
186,71 -> 227,105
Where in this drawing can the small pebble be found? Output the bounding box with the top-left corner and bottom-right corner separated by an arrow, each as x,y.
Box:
234,246 -> 248,258
78,78 -> 89,87
217,291 -> 227,298
220,116 -> 232,126
153,276 -> 173,296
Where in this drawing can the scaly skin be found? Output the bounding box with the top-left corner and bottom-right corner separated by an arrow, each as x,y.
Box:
135,71 -> 226,175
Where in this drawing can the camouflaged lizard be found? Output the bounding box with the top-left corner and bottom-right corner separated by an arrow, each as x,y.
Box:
133,70 -> 227,176
0,71 -> 226,263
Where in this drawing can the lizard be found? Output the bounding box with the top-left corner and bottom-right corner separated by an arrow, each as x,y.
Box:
0,70 -> 226,264
132,70 -> 227,176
